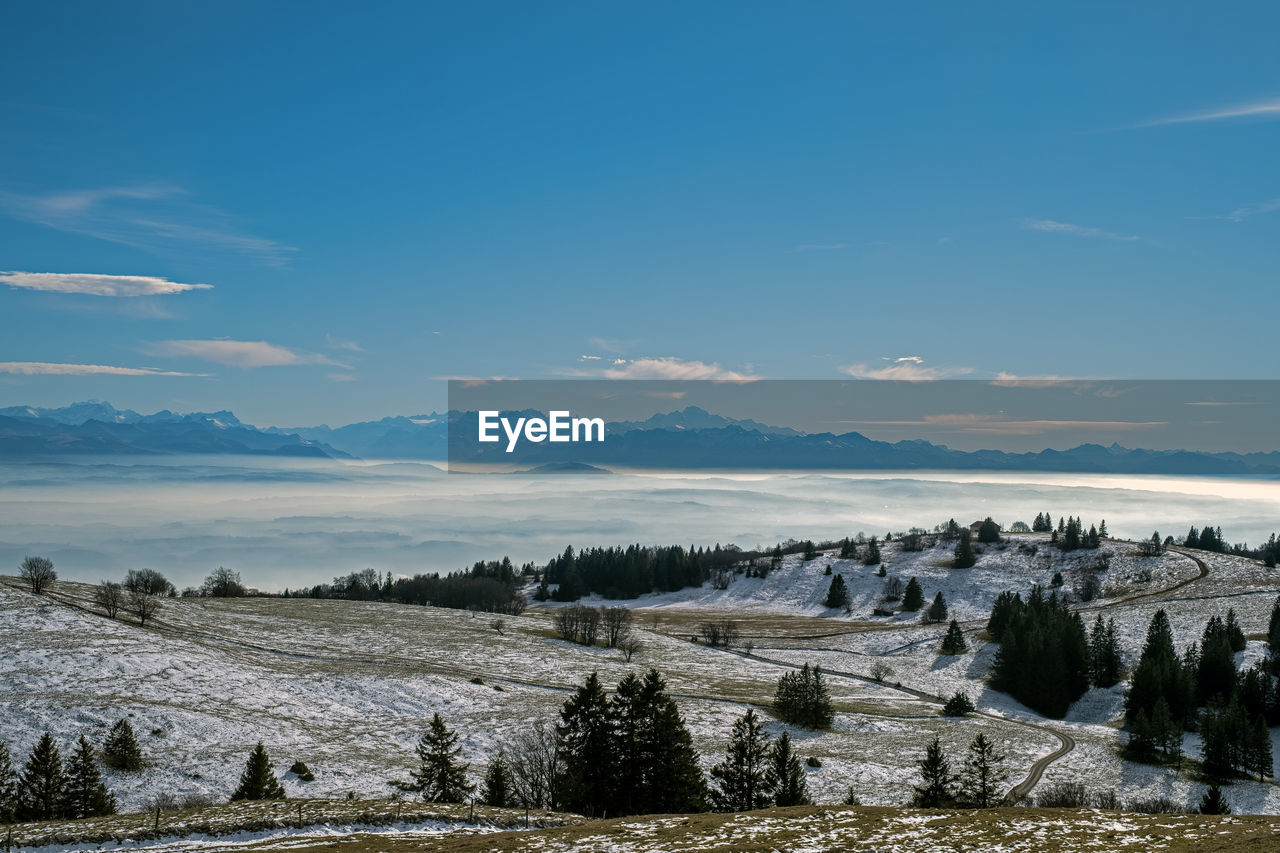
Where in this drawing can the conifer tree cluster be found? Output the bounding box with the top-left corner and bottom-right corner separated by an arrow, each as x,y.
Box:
1031,512 -> 1053,533
1053,517 -> 1102,551
544,544 -> 749,600
988,586 -> 1089,718
1126,605 -> 1278,779
1,732 -> 117,821
912,734 -> 1007,808
952,529 -> 976,569
558,669 -> 707,817
709,710 -> 811,811
1184,525 -> 1226,553
773,663 -> 833,729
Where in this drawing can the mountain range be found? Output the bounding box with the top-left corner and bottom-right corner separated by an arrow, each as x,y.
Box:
2,402 -> 1279,477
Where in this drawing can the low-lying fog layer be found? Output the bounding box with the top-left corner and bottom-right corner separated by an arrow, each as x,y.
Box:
1,456 -> 1277,590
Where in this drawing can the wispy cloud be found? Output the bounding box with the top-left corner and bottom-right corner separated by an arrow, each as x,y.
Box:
0,185 -> 295,266
1144,96 -> 1280,127
588,336 -> 625,354
0,271 -> 212,297
327,373 -> 358,382
1190,197 -> 1280,223
324,334 -> 364,353
146,339 -> 343,368
840,357 -> 971,381
561,356 -> 757,380
1023,219 -> 1140,241
0,361 -> 199,376
789,242 -> 849,253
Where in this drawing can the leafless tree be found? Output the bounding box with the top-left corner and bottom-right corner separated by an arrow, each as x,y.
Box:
201,566 -> 246,597
128,588 -> 163,627
506,722 -> 561,810
698,619 -> 741,648
94,580 -> 124,618
19,555 -> 56,595
602,607 -> 632,648
870,662 -> 893,683
619,636 -> 643,662
579,606 -> 601,646
554,607 -> 582,642
490,618 -> 505,634
883,575 -> 905,602
125,568 -> 175,598
710,568 -> 732,590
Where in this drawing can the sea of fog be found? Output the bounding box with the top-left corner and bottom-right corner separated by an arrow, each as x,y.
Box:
1,456 -> 1278,591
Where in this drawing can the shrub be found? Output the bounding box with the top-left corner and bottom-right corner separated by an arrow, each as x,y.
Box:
288,761 -> 315,782
806,756 -> 821,768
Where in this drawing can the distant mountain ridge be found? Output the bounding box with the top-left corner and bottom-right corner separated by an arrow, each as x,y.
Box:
2,402 -> 1279,476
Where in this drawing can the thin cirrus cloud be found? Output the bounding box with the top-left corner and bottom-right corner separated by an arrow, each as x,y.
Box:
840,357 -> 972,380
145,339 -> 344,369
1022,219 -> 1140,242
0,361 -> 199,376
0,271 -> 212,297
0,185 -> 295,266
1143,96 -> 1280,126
601,357 -> 757,381
1191,197 -> 1280,223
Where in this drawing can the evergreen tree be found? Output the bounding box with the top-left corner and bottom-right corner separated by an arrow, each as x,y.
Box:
824,574 -> 850,610
557,672 -> 615,816
912,737 -> 954,807
941,691 -> 975,716
1199,784 -> 1231,815
773,663 -> 833,729
959,733 -> 1008,809
643,675 -> 708,814
0,743 -> 18,824
1126,609 -> 1191,729
953,529 -> 976,569
1186,526 -> 1200,548
769,731 -> 810,807
1099,520 -> 1108,538
990,587 -> 1089,718
1225,608 -> 1247,653
481,753 -> 511,807
18,733 -> 66,821
862,537 -> 881,566
230,742 -> 286,801
926,592 -> 948,624
709,709 -> 775,812
1268,595 -> 1280,673
1249,715 -> 1273,781
902,577 -> 925,611
1198,615 -> 1237,705
64,735 -> 115,818
101,718 -> 142,772
405,714 -> 472,804
976,517 -> 1000,544
940,620 -> 968,655
1089,615 -> 1123,688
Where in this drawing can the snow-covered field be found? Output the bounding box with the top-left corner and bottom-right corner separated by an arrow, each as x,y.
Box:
4,532 -> 1280,826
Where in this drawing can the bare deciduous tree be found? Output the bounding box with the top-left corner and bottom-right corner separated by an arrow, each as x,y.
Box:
125,568 -> 175,598
94,580 -> 124,618
19,555 -> 56,595
127,588 -> 163,626
870,662 -> 893,683
201,566 -> 246,598
619,636 -> 643,662
506,722 -> 561,810
601,607 -> 632,648
698,619 -> 741,648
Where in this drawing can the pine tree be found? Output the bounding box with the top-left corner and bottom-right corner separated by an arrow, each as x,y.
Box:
230,742 -> 286,801
557,672 -> 615,816
1225,608 -> 1247,653
926,592 -> 948,624
824,574 -> 850,610
0,743 -> 18,824
769,731 -> 810,807
406,713 -> 473,804
64,735 -> 115,818
941,691 -> 975,716
953,529 -> 976,569
773,664 -> 833,729
976,518 -> 1000,544
913,737 -> 953,807
902,577 -> 924,611
642,672 -> 708,814
17,733 -> 66,821
862,537 -> 881,566
1089,615 -> 1123,688
1099,520 -> 1108,538
1268,595 -> 1280,673
709,709 -> 774,812
102,718 -> 143,772
481,753 -> 511,807
940,620 -> 967,655
959,733 -> 1008,808
1249,715 -> 1272,781
1199,784 -> 1231,815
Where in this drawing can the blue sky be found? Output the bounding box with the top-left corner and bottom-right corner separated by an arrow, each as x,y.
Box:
1,2 -> 1277,426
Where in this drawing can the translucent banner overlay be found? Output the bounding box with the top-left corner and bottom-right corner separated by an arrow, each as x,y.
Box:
446,380 -> 1280,473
